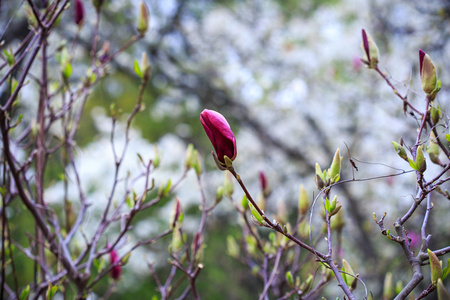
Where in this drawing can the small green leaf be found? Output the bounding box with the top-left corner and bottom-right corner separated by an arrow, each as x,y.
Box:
241,195 -> 248,211
134,59 -> 142,78
20,285 -> 30,300
126,196 -> 133,208
442,258 -> 450,279
286,271 -> 294,288
408,158 -> 418,171
62,62 -> 72,79
3,48 -> 15,66
249,202 -> 264,225
325,197 -> 331,213
428,249 -> 443,285
121,252 -> 131,266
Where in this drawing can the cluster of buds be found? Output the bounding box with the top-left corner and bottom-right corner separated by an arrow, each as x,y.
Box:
314,148 -> 342,190
200,109 -> 237,170
392,141 -> 428,173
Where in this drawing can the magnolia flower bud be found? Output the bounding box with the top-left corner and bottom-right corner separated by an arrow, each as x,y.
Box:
361,29 -> 379,68
419,49 -> 437,94
170,197 -> 182,229
110,248 -> 121,280
141,52 -> 151,81
259,171 -> 270,197
74,0 -> 84,26
137,1 -> 150,35
200,109 -> 237,167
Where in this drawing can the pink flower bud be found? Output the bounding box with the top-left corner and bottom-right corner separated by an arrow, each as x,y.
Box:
259,171 -> 270,196
259,171 -> 267,191
74,0 -> 84,26
419,49 -> 437,94
200,109 -> 237,165
110,248 -> 121,280
361,29 -> 379,68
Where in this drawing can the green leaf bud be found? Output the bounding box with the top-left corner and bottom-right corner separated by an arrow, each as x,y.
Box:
298,184 -> 309,215
224,171 -> 234,197
286,271 -> 294,288
416,146 -> 427,173
226,235 -> 240,258
437,278 -> 450,300
342,259 -> 356,287
184,144 -> 194,170
392,141 -> 408,161
137,1 -> 150,35
383,272 -> 393,300
329,149 -> 341,183
428,249 -> 443,286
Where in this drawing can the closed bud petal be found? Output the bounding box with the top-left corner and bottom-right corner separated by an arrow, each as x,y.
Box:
314,174 -> 324,190
361,29 -> 379,68
395,280 -> 403,295
419,50 -> 437,94
428,249 -> 443,286
437,278 -> 450,300
342,259 -> 356,288
184,144 -> 194,170
170,197 -> 182,229
431,105 -> 440,125
141,52 -> 151,81
383,272 -> 393,300
226,235 -> 240,258
74,0 -> 85,26
192,150 -> 203,176
215,186 -> 224,204
329,148 -> 341,183
300,274 -> 313,293
259,171 -> 270,197
416,146 -> 427,173
298,184 -> 309,215
200,109 -> 237,165
137,1 -> 150,35
109,248 -> 122,280
428,131 -> 441,165
223,171 -> 234,197
286,271 -> 294,288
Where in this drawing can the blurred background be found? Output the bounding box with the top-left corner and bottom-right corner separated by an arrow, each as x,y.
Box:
1,0 -> 450,298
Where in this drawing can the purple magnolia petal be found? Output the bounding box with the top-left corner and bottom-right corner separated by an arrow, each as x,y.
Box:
200,109 -> 237,164
362,29 -> 370,60
74,0 -> 84,26
419,49 -> 425,75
